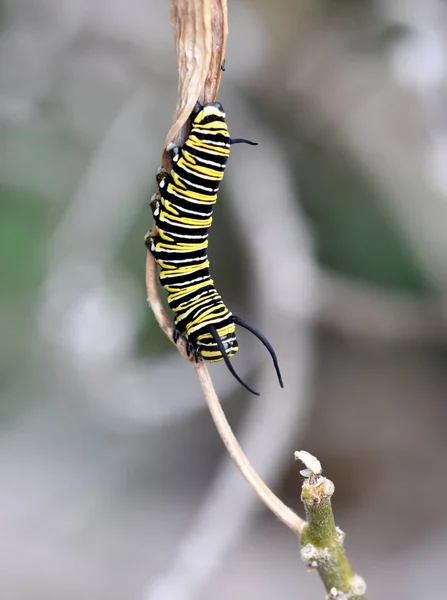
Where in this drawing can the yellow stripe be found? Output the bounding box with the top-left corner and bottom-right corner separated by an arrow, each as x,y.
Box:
160,198 -> 180,216
157,229 -> 175,242
193,305 -> 228,325
166,182 -> 217,202
171,171 -> 187,189
172,290 -> 218,312
166,279 -> 214,302
178,155 -> 224,180
157,258 -> 209,272
195,107 -> 226,121
160,212 -> 212,228
153,239 -> 208,252
159,261 -> 209,278
187,138 -> 230,156
193,126 -> 229,135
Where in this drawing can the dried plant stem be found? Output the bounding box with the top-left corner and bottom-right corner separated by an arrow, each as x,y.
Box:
164,0 -> 227,161
194,361 -> 305,534
145,247 -> 304,533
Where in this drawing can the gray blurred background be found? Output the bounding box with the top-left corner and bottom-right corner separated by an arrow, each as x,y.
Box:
2,0 -> 447,598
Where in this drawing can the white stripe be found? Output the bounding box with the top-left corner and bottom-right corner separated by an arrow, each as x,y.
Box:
163,270 -> 209,281
167,256 -> 207,264
184,152 -> 227,169
155,245 -> 207,253
158,233 -> 208,241
159,218 -> 208,229
178,301 -> 220,321
160,215 -> 209,227
187,316 -> 230,335
175,289 -> 213,307
191,138 -> 230,148
164,275 -> 210,286
192,127 -> 229,139
177,161 -> 223,181
172,205 -> 213,217
175,175 -> 219,193
167,188 -> 217,204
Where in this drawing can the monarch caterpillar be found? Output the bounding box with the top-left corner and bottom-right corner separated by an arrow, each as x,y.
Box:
146,102 -> 283,395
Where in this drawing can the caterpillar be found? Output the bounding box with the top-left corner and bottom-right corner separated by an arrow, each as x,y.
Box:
145,102 -> 283,395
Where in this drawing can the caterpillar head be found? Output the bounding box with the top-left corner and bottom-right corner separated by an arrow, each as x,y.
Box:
205,317 -> 284,396
191,101 -> 226,125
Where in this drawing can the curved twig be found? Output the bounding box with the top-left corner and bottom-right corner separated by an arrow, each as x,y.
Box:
194,362 -> 305,533
146,0 -> 306,546
144,87 -> 315,599
145,240 -> 304,534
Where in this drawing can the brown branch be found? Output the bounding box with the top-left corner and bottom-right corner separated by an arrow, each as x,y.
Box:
163,0 -> 227,171
145,209 -> 304,532
194,361 -> 305,534
145,251 -> 190,361
145,0 -> 304,537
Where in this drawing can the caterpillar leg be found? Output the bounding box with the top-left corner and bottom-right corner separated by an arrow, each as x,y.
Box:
166,142 -> 180,159
149,193 -> 162,224
156,167 -> 169,185
173,328 -> 201,362
173,328 -> 181,344
144,231 -> 158,255
187,342 -> 201,362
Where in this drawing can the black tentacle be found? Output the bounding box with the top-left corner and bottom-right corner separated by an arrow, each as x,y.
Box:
232,316 -> 284,388
208,325 -> 260,396
229,138 -> 258,146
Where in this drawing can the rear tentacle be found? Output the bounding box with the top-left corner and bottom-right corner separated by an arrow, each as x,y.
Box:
208,325 -> 260,396
232,316 -> 284,388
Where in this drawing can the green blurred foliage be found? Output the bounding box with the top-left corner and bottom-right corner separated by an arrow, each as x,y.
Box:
0,188 -> 49,386
295,139 -> 430,293
255,93 -> 429,294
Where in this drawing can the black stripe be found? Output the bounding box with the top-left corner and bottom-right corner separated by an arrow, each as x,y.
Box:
173,164 -> 222,192
156,224 -> 209,239
182,144 -> 229,167
160,192 -> 215,215
185,314 -> 233,345
189,131 -> 230,146
168,178 -> 217,197
155,247 -> 207,260
162,267 -> 211,287
163,182 -> 217,202
172,288 -> 218,311
194,115 -> 226,126
169,285 -> 218,310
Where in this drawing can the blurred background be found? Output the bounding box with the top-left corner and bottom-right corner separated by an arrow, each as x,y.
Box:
2,0 -> 447,598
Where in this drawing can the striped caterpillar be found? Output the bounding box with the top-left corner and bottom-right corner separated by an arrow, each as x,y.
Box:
146,102 -> 283,395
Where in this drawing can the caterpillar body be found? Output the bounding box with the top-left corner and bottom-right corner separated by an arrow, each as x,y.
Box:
146,102 -> 283,395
